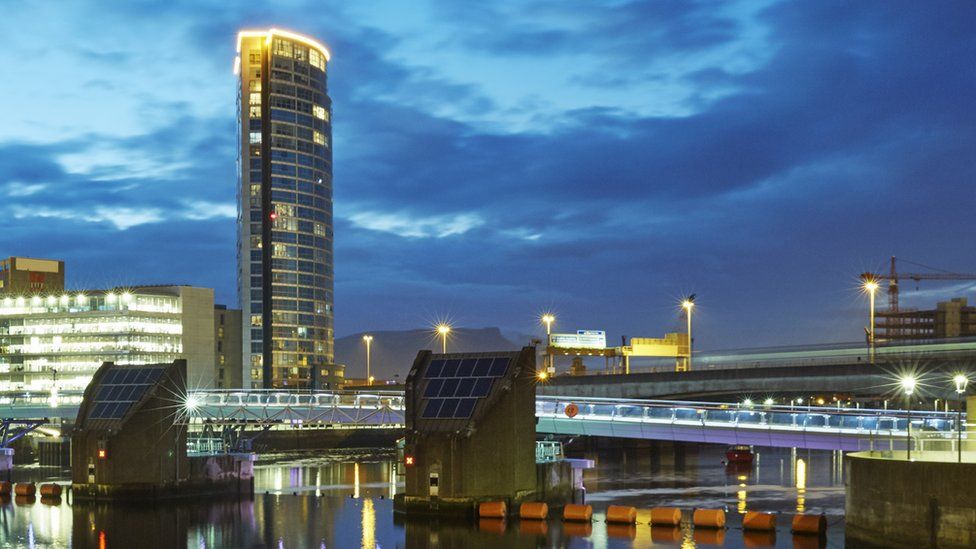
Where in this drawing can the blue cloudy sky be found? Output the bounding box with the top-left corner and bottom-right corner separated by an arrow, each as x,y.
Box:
1,1 -> 974,350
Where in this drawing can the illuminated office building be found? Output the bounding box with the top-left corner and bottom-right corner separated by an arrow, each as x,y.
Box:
0,286 -> 241,393
0,257 -> 65,295
235,29 -> 338,389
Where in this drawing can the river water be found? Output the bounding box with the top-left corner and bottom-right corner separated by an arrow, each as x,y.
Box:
0,442 -> 847,548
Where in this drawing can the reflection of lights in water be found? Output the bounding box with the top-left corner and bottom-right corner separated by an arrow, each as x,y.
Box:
738,485 -> 747,513
361,498 -> 376,549
275,468 -> 283,492
796,457 -> 807,513
28,523 -> 34,549
50,504 -> 60,539
98,531 -> 106,549
315,467 -> 322,497
354,462 -> 360,499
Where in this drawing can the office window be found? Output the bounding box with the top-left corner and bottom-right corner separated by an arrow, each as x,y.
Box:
249,131 -> 261,144
313,105 -> 328,121
313,131 -> 325,145
249,92 -> 261,106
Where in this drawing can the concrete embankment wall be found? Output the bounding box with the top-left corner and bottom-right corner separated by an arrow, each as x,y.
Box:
846,452 -> 976,548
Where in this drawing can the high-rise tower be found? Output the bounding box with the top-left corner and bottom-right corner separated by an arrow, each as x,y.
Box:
235,29 -> 337,389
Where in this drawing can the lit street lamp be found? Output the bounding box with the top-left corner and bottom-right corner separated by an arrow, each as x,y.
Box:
436,324 -> 451,354
362,335 -> 373,385
863,280 -> 879,363
901,375 -> 917,460
682,295 -> 696,371
954,374 -> 969,463
541,314 -> 555,375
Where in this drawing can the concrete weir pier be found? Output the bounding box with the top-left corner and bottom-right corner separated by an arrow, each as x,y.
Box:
395,348 -> 587,517
846,451 -> 976,548
71,360 -> 255,501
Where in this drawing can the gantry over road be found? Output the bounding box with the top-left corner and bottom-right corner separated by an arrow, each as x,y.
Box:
0,390 -> 963,452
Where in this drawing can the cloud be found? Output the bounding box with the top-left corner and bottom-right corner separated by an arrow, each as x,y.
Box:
5,182 -> 46,196
346,210 -> 485,238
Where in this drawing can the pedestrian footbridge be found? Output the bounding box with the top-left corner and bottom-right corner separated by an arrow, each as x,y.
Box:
0,390 -> 964,452
536,396 -> 964,451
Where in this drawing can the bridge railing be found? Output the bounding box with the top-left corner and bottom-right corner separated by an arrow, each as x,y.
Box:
535,396 -> 961,435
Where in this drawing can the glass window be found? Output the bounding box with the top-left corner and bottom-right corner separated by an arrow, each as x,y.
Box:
313,106 -> 328,121
249,80 -> 262,92
249,106 -> 261,118
313,131 -> 325,145
249,131 -> 262,144
249,92 -> 261,105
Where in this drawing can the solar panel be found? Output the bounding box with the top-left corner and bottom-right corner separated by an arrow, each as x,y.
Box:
455,398 -> 476,418
423,379 -> 444,397
455,378 -> 474,397
427,360 -> 446,377
88,366 -> 165,421
457,358 -> 477,376
422,399 -> 442,418
471,378 -> 493,397
438,398 -> 460,418
488,358 -> 509,377
439,379 -> 460,397
472,358 -> 492,377
440,359 -> 460,377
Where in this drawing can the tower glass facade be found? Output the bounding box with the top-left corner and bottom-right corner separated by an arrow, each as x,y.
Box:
236,29 -> 335,389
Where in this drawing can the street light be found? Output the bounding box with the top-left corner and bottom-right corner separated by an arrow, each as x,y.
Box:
541,313 -> 555,375
901,375 -> 917,460
436,324 -> 451,354
863,280 -> 879,363
682,295 -> 696,371
362,335 -> 373,385
954,374 -> 969,463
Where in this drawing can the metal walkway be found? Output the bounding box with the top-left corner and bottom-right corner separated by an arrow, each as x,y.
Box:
536,397 -> 964,451
0,390 -> 965,452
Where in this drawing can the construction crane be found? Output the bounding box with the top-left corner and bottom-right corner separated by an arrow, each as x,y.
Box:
859,256 -> 976,313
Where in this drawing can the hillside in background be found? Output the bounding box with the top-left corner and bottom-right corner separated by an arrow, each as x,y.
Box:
334,327 -> 538,381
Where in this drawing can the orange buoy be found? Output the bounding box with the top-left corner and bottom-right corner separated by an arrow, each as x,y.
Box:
791,513 -> 826,535
0,481 -> 10,495
519,502 -> 548,520
478,501 -> 507,518
39,484 -> 62,498
13,483 -> 35,497
692,508 -> 726,528
649,507 -> 682,526
562,503 -> 593,522
743,511 -> 776,531
605,505 -> 637,524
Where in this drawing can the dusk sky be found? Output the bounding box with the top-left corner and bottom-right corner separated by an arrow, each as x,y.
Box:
2,1 -> 974,351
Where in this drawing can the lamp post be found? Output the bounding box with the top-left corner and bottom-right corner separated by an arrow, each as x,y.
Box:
541,313 -> 555,375
863,280 -> 878,364
436,324 -> 451,354
954,374 -> 969,463
362,335 -> 373,385
682,296 -> 696,371
901,376 -> 917,460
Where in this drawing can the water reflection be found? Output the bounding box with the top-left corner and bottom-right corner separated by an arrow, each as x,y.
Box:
0,444 -> 848,548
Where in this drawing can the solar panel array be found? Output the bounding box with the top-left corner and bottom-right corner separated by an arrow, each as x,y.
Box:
420,356 -> 511,420
88,367 -> 166,420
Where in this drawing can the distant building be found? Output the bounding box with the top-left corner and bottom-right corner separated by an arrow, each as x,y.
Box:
235,29 -> 335,390
0,257 -> 64,295
0,285 -> 241,393
214,305 -> 243,389
876,297 -> 976,341
398,348 -> 537,514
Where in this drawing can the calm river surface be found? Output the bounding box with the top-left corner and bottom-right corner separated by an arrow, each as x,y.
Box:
0,442 -> 847,548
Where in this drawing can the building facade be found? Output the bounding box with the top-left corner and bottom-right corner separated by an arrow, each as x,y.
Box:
0,285 -> 241,394
876,297 -> 976,341
0,257 -> 64,295
236,28 -> 336,389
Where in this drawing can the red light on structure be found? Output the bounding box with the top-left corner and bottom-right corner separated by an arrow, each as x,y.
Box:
404,455 -> 415,466
269,213 -> 278,220
97,449 -> 107,459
